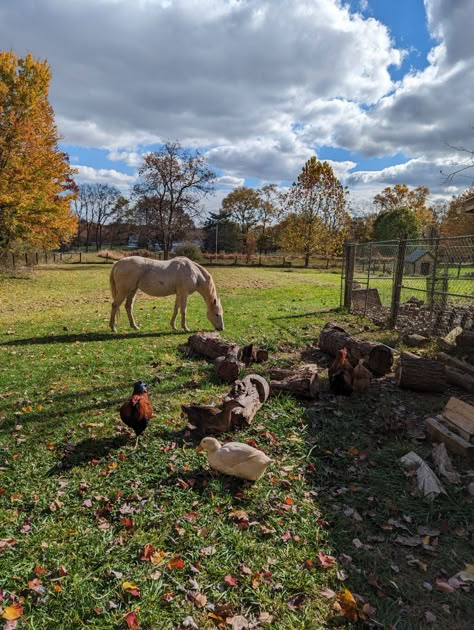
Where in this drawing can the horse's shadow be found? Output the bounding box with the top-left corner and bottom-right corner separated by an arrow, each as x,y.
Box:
47,435 -> 129,475
1,330 -> 182,347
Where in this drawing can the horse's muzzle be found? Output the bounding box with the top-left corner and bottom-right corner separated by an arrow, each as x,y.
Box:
215,325 -> 224,331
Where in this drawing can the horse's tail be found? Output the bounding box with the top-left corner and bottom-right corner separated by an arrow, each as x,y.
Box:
109,263 -> 120,321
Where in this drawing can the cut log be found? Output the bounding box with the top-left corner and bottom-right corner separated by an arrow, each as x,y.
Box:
318,322 -> 393,376
214,354 -> 242,383
397,352 -> 446,392
442,397 -> 474,442
425,417 -> 474,459
404,334 -> 429,347
445,367 -> 474,394
437,352 -> 474,378
456,331 -> 474,349
188,332 -> 240,360
269,364 -> 319,399
223,374 -> 270,429
241,344 -> 269,365
182,404 -> 230,435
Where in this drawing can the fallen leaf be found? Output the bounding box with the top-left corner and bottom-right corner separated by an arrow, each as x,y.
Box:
122,581 -> 140,597
200,545 -> 216,556
320,587 -> 336,599
1,604 -> 23,620
224,574 -> 237,586
317,551 -> 336,568
192,592 -> 207,608
150,570 -> 162,580
151,550 -> 167,565
141,543 -> 154,561
394,535 -> 422,547
167,557 -> 185,570
231,615 -> 249,630
182,616 -> 198,629
459,564 -> 474,582
436,580 -> 455,593
333,588 -> 358,621
424,611 -> 437,624
124,610 -> 141,630
287,594 -> 304,611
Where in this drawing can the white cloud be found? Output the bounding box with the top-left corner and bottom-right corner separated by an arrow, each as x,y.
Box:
75,165 -> 137,190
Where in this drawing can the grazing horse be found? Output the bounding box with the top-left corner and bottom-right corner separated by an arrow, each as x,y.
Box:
109,256 -> 224,332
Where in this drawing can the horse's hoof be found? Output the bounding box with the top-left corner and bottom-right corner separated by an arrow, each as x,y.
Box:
132,325 -> 140,330
183,327 -> 190,333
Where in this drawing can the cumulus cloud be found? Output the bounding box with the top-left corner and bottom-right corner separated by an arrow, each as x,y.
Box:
1,0 -> 473,206
75,165 -> 136,190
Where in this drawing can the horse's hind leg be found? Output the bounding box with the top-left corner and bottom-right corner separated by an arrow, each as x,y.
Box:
125,289 -> 139,330
110,295 -> 126,332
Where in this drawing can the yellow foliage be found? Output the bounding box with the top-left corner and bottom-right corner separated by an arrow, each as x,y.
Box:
0,51 -> 77,252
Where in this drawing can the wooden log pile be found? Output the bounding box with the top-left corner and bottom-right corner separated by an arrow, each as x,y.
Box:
425,397 -> 474,459
187,333 -> 268,383
182,374 -> 270,435
437,352 -> 474,394
318,322 -> 393,376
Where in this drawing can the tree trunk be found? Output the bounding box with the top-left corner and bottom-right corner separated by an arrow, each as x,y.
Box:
188,332 -> 240,360
304,253 -> 309,268
269,365 -> 319,398
456,331 -> 474,349
318,322 -> 393,376
397,352 -> 446,392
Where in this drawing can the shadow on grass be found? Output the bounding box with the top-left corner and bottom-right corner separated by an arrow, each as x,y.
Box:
0,330 -> 180,347
269,307 -> 341,322
47,434 -> 130,474
158,466 -> 252,496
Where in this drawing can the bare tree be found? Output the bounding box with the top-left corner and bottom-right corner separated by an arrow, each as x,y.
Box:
133,141 -> 216,259
73,184 -> 122,250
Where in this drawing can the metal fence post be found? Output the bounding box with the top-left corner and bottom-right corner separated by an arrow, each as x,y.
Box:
343,242 -> 355,309
389,236 -> 407,328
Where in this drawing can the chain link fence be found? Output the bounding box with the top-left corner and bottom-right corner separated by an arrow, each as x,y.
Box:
341,235 -> 474,338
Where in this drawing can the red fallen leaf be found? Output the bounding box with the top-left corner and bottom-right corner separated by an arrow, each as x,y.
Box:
304,559 -> 314,569
317,551 -> 336,568
287,594 -> 304,611
167,557 -> 185,570
436,580 -> 455,593
162,591 -> 175,603
247,439 -> 258,448
119,453 -> 126,461
185,512 -> 198,522
281,531 -> 292,542
284,497 -> 294,506
224,574 -> 237,586
177,478 -> 189,489
306,463 -> 316,473
59,566 -> 69,576
28,578 -> 45,594
0,488 -> 6,496
120,517 -> 134,530
239,563 -> 252,575
34,565 -> 46,576
141,543 -> 155,561
124,610 -> 141,630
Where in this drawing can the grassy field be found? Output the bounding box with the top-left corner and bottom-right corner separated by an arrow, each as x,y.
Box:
0,263 -> 472,629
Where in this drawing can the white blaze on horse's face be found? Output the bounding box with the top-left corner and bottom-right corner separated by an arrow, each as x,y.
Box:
208,298 -> 224,331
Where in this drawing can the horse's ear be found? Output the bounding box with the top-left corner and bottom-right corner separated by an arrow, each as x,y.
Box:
213,298 -> 217,305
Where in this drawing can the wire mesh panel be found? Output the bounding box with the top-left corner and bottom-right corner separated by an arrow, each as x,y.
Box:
343,235 -> 474,337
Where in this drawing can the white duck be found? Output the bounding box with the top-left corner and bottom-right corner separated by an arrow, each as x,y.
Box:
197,437 -> 272,481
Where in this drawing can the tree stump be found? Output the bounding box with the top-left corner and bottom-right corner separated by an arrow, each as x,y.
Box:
269,365 -> 319,399
188,332 -> 240,360
318,322 -> 393,376
397,352 -> 447,392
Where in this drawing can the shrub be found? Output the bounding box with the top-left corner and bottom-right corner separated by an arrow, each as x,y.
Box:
174,242 -> 203,262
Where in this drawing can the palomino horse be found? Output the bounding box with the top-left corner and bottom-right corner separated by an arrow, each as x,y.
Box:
109,256 -> 224,332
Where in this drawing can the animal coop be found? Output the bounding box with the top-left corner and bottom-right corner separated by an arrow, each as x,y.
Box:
341,234 -> 474,338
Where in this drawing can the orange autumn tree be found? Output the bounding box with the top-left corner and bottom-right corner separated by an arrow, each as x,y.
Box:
0,51 -> 77,253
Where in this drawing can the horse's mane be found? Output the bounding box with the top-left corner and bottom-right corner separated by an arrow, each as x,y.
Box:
192,261 -> 218,302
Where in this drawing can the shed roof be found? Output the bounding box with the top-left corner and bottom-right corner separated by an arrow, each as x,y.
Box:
405,248 -> 434,263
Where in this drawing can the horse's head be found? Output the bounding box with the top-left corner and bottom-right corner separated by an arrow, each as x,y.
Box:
207,297 -> 224,331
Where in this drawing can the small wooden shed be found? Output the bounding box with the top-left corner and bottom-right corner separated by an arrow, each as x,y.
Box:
404,248 -> 435,276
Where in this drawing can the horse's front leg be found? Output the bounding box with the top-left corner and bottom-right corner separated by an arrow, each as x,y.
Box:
179,294 -> 190,332
125,290 -> 140,330
170,296 -> 179,331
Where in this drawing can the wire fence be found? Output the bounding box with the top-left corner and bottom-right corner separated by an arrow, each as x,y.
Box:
341,235 -> 474,338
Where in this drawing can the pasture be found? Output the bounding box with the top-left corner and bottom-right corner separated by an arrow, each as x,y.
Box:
0,262 -> 472,629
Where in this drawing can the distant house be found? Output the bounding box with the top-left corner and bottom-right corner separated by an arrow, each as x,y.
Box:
404,248 -> 435,276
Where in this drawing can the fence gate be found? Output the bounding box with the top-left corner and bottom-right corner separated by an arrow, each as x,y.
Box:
342,235 -> 474,338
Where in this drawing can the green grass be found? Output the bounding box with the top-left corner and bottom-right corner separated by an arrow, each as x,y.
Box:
0,263 -> 472,629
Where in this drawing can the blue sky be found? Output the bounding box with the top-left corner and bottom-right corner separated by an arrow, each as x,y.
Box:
3,0 -> 472,213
